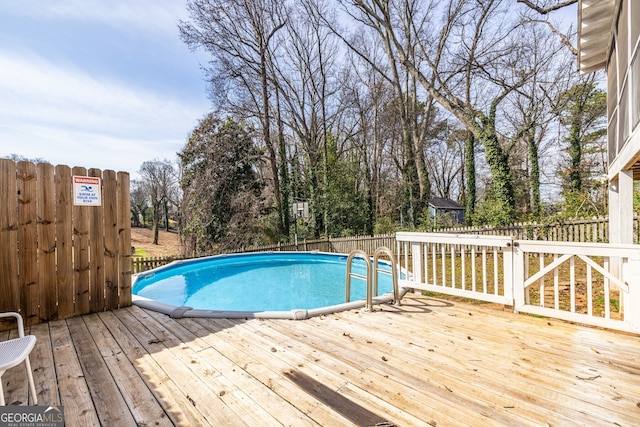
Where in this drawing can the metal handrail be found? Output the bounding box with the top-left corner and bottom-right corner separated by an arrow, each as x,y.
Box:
373,246 -> 400,306
345,249 -> 373,311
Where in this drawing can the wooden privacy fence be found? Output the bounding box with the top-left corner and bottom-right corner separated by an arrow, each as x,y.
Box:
0,160 -> 131,326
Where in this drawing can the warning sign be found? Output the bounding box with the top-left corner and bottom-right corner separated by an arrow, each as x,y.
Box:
73,176 -> 102,206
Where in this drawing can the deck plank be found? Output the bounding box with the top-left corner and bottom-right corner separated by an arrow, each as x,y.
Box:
108,308 -> 213,426
48,319 -> 100,427
190,317 -> 351,426
177,317 -> 319,427
311,309 -> 602,425
2,329 -> 29,405
129,306 -> 248,426
142,308 -> 285,427
371,301 -> 640,422
220,316 -> 451,426
65,316 -> 137,426
259,313 -> 533,426
2,295 -> 639,426
82,313 -> 173,426
199,317 -> 367,426
28,323 -> 60,405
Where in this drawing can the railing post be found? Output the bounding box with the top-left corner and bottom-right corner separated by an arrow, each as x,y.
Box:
411,242 -> 422,284
510,239 -> 524,313
624,250 -> 640,332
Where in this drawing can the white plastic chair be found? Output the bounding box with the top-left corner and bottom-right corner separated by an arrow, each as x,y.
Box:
0,312 -> 37,405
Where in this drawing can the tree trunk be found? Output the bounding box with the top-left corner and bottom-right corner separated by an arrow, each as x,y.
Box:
275,89 -> 290,239
464,131 -> 476,225
163,200 -> 170,231
528,129 -> 542,218
152,202 -> 160,245
260,49 -> 285,236
567,114 -> 582,192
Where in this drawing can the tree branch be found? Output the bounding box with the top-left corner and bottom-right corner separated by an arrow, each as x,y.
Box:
516,0 -> 577,15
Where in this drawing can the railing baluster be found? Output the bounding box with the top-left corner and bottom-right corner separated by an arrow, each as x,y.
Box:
570,256 -> 576,313
539,255 -> 545,307
554,254 -> 559,310
471,247 -> 476,292
482,248 -> 487,294
587,264 -> 593,316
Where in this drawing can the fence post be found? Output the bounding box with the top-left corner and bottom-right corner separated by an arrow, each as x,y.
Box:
37,163 -> 57,322
0,159 -> 19,313
17,161 -> 39,324
89,168 -> 106,313
56,165 -> 74,320
117,171 -> 132,307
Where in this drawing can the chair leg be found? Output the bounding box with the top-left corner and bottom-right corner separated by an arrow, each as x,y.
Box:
25,358 -> 37,405
0,373 -> 5,406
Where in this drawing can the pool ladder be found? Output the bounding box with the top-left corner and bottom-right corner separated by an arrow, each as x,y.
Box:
345,247 -> 400,311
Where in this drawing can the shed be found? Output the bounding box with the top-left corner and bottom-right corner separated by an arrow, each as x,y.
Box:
428,197 -> 465,224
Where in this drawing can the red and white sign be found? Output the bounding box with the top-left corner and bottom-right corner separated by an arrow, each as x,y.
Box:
73,175 -> 102,206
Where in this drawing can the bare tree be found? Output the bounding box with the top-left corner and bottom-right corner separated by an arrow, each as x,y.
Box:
342,0 -> 550,224
180,0 -> 288,236
327,0 -> 437,226
517,0 -> 578,55
269,0 -> 345,237
501,21 -> 573,219
340,54 -> 399,232
138,159 -> 178,245
426,124 -> 465,200
516,0 -> 576,14
130,180 -> 149,228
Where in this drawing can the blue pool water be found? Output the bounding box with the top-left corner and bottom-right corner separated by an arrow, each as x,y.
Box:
132,252 -> 396,312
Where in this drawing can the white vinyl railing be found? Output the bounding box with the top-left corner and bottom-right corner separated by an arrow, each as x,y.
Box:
396,232 -> 640,334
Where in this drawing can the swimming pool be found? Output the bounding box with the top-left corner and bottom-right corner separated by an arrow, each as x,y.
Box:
132,251 -> 407,320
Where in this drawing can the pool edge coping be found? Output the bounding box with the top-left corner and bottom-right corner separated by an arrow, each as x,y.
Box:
132,288 -> 410,320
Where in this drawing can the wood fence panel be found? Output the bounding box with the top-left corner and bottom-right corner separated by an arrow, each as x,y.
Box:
117,171 -> 132,307
72,166 -> 91,315
0,161 -> 131,327
103,170 -> 119,309
17,161 -> 39,325
89,168 -> 105,312
37,163 -> 57,322
0,159 -> 19,313
56,165 -> 74,320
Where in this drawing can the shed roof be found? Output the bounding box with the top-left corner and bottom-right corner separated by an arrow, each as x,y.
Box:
578,0 -> 616,73
429,197 -> 464,210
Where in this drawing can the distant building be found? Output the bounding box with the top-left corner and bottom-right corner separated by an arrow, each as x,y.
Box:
428,197 -> 465,224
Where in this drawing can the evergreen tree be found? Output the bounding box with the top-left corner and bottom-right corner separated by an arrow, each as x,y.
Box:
179,114 -> 264,254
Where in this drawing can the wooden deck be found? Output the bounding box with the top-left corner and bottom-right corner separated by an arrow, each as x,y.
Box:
2,295 -> 640,426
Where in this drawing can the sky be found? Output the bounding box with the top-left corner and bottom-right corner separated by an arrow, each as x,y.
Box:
0,0 -> 211,178
0,1 -> 579,181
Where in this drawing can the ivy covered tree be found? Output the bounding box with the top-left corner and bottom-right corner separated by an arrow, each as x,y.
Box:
322,135 -> 372,237
179,114 -> 264,255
